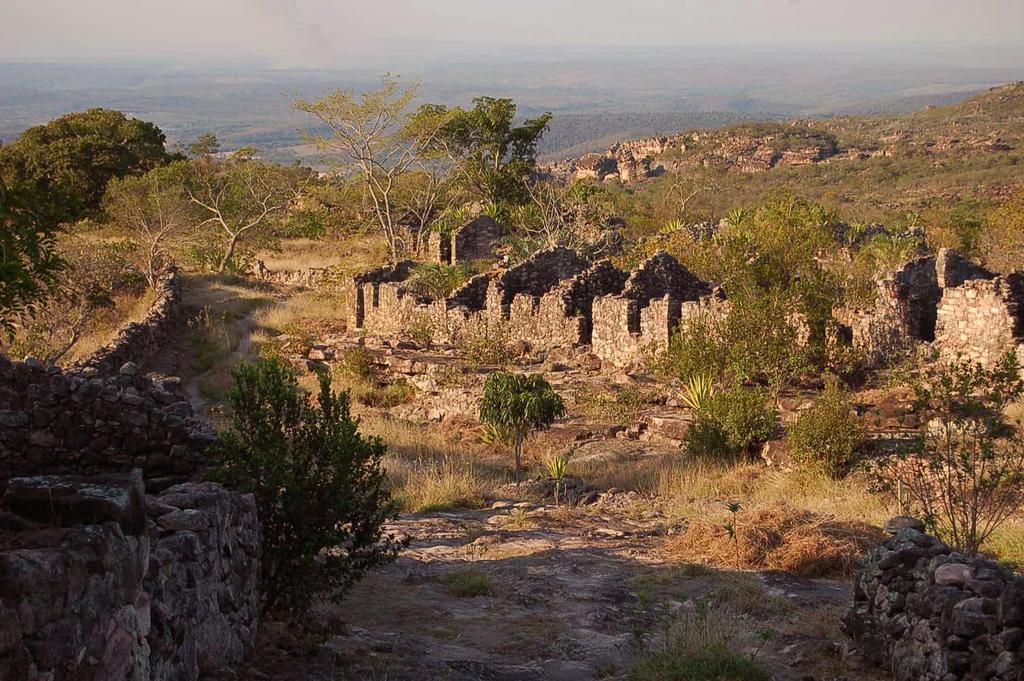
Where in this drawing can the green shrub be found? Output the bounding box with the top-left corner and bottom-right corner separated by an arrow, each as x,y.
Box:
441,569 -> 494,597
358,378 -> 416,408
405,262 -> 472,299
686,386 -> 777,457
788,376 -> 863,476
334,346 -> 382,383
210,359 -> 398,619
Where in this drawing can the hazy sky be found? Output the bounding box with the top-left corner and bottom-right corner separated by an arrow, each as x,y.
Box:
2,0 -> 1023,67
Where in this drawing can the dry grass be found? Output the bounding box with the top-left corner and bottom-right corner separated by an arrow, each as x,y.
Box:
361,416 -> 502,512
250,290 -> 348,339
63,286 -> 160,364
664,504 -> 882,577
656,460 -> 893,526
259,236 -> 386,274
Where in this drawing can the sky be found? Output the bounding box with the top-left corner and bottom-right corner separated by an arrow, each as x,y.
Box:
2,0 -> 1023,67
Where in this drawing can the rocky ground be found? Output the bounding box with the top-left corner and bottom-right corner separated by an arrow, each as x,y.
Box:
233,498 -> 883,681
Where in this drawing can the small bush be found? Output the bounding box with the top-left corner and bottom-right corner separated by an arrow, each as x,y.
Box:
441,569 -> 494,597
788,376 -> 863,476
686,386 -> 777,458
334,347 -> 382,383
358,379 -> 416,408
460,323 -> 517,368
210,358 -> 399,619
405,262 -> 473,299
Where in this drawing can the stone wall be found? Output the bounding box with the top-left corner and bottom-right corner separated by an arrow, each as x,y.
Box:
591,252 -> 716,367
252,260 -> 349,293
835,249 -> 1006,365
0,473 -> 260,681
844,517 -> 1024,681
0,357 -> 207,485
351,248 -> 721,365
452,216 -> 509,264
935,272 -> 1024,366
70,269 -> 183,377
427,217 -> 510,265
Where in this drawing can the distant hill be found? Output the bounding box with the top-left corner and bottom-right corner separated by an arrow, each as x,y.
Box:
545,82 -> 1024,224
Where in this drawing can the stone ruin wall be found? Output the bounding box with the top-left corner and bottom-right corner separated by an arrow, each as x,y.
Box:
1,473 -> 260,681
1,287 -> 263,680
935,272 -> 1024,367
844,518 -> 1024,681
0,357 -> 208,486
70,269 -> 183,377
351,247 -> 722,367
428,216 -> 510,265
836,249 -> 1024,368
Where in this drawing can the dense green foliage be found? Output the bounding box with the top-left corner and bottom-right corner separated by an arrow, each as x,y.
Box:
685,386 -> 778,458
420,97 -> 552,205
788,376 -> 863,476
0,177 -> 65,334
0,108 -> 174,218
480,371 -> 566,482
211,359 -> 398,618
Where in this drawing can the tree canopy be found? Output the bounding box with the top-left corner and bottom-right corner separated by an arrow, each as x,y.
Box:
0,108 -> 175,218
420,97 -> 552,206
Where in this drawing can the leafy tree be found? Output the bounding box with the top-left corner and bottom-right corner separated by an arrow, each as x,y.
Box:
210,359 -> 399,618
479,371 -> 566,483
188,132 -> 221,160
103,161 -> 193,287
296,76 -> 453,261
421,97 -> 552,206
0,108 -> 174,217
0,177 -> 64,334
187,153 -> 307,272
874,355 -> 1024,556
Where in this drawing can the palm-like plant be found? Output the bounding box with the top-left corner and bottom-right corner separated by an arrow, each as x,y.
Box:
680,372 -> 718,413
544,453 -> 571,506
725,207 -> 752,228
480,371 -> 566,484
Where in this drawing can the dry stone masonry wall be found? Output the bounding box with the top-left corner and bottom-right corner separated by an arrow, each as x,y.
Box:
835,249 -> 1023,368
351,247 -> 719,367
70,270 -> 183,377
0,473 -> 260,681
0,356 -> 209,486
844,518 -> 1024,681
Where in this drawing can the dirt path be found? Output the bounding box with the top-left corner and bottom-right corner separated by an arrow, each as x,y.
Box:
240,500 -> 870,681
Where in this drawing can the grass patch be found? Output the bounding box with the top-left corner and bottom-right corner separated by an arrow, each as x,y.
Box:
628,604 -> 770,681
441,569 -> 495,598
